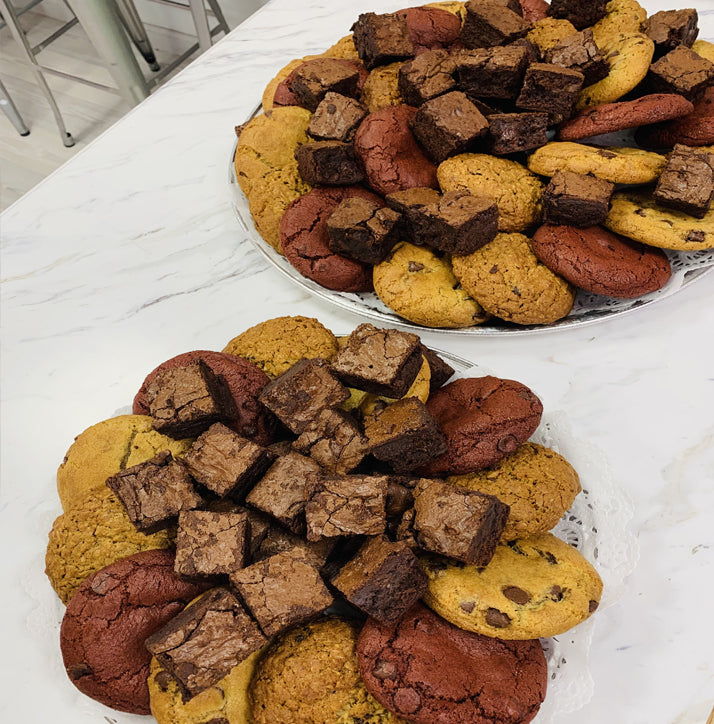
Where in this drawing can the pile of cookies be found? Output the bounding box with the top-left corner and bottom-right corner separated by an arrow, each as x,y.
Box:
234,0 -> 713,328
46,316 -> 602,723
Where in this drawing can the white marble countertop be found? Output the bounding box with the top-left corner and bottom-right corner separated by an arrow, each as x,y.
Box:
2,1 -> 713,722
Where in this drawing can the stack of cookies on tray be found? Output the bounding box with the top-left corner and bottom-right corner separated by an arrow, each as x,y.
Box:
46,316 -> 602,723
234,0 -> 714,328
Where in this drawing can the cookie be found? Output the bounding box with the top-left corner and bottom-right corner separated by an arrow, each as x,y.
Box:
418,376 -> 543,476
133,350 -> 276,445
361,62 -> 405,112
354,105 -> 439,196
519,0 -> 549,22
605,191 -> 714,251
636,87 -> 714,148
357,603 -> 547,724
421,532 -> 604,639
693,39 -> 714,65
576,32 -> 654,110
558,93 -> 694,141
56,414 -> 193,512
223,315 -> 338,378
528,142 -> 667,184
527,18 -> 577,54
591,0 -> 647,43
249,617 -> 405,724
425,0 -> 466,18
280,186 -> 381,292
396,6 -> 462,53
447,442 -> 581,540
451,233 -> 576,325
373,241 -> 489,328
46,487 -> 174,603
532,224 -> 672,297
60,550 -> 207,714
437,154 -> 543,232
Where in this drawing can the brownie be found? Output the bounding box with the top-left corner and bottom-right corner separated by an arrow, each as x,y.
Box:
409,91 -> 490,164
516,63 -> 584,120
230,548 -> 334,637
202,503 -> 271,561
245,451 -> 323,535
398,49 -> 457,106
653,144 -> 714,218
331,536 -> 428,624
648,46 -> 714,102
289,57 -> 361,111
258,357 -> 350,434
295,141 -> 364,186
486,112 -> 549,155
352,12 -> 415,70
461,0 -> 531,49
509,36 -> 541,64
394,506 -> 419,549
385,187 -> 442,241
331,323 -> 423,398
145,587 -> 266,701
365,397 -> 447,473
182,422 -> 273,499
386,479 -> 416,519
174,510 -> 249,580
253,523 -> 336,567
455,46 -> 530,100
407,190 -> 498,255
492,0 -> 523,14
293,408 -> 369,474
643,9 -> 699,58
542,171 -> 615,227
305,474 -> 388,541
308,92 -> 368,142
145,359 -> 236,439
326,197 -> 401,265
419,345 -> 455,392
545,29 -> 609,87
547,0 -> 608,30
106,450 -> 202,533
412,479 -> 510,566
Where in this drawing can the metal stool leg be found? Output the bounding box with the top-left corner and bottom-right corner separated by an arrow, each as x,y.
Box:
0,77 -> 30,136
206,0 -> 230,36
0,0 -> 74,146
188,0 -> 212,52
113,0 -> 160,72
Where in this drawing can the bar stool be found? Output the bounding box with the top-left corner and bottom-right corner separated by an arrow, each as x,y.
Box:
0,76 -> 30,136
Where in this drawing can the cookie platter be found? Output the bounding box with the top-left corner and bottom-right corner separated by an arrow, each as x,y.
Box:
229,0 -> 714,335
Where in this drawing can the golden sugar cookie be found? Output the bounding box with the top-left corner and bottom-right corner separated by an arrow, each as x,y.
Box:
361,62 -> 405,113
527,18 -> 577,54
592,0 -> 647,44
692,39 -> 714,65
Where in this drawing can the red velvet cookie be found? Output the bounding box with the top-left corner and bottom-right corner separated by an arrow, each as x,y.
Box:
418,376 -> 543,476
520,0 -> 549,21
558,94 -> 694,141
280,186 -> 383,292
358,603 -> 548,724
397,6 -> 463,54
354,105 -> 439,195
59,550 -> 209,714
133,350 -> 276,446
532,224 -> 672,298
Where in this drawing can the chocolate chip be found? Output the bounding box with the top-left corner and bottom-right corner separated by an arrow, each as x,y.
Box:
537,549 -> 558,565
502,586 -> 531,604
460,600 -> 476,613
155,670 -> 172,692
485,607 -> 512,628
497,434 -> 518,453
68,663 -> 92,680
394,687 -> 421,714
205,719 -> 230,724
635,208 -> 647,217
549,585 -> 564,601
372,659 -> 398,680
589,599 -> 599,613
512,286 -> 521,297
687,230 -> 705,243
408,261 -> 425,272
490,264 -> 499,273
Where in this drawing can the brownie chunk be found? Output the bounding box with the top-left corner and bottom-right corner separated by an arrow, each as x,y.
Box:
230,548 -> 334,637
547,0 -> 607,30
455,45 -> 530,100
461,0 -> 531,49
398,49 -> 456,106
648,46 -> 714,102
542,171 -> 614,227
386,479 -> 416,519
516,63 -> 584,120
408,190 -> 498,254
327,197 -> 401,265
412,478 -> 510,566
295,141 -> 364,186
331,323 -> 422,398
643,9 -> 699,58
332,537 -> 428,624
145,587 -> 266,702
258,357 -> 350,434
653,144 -> 714,218
410,91 -> 490,164
245,451 -> 323,535
486,112 -> 549,155
174,510 -> 249,580
385,187 -> 442,241
203,501 -> 271,561
545,29 -> 609,87
308,92 -> 368,142
352,12 -> 415,70
146,359 -> 236,438
106,450 -> 202,533
289,57 -> 360,112
252,523 -> 337,567
305,474 -> 388,541
420,345 -> 455,392
365,397 -> 447,472
182,422 -> 273,499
